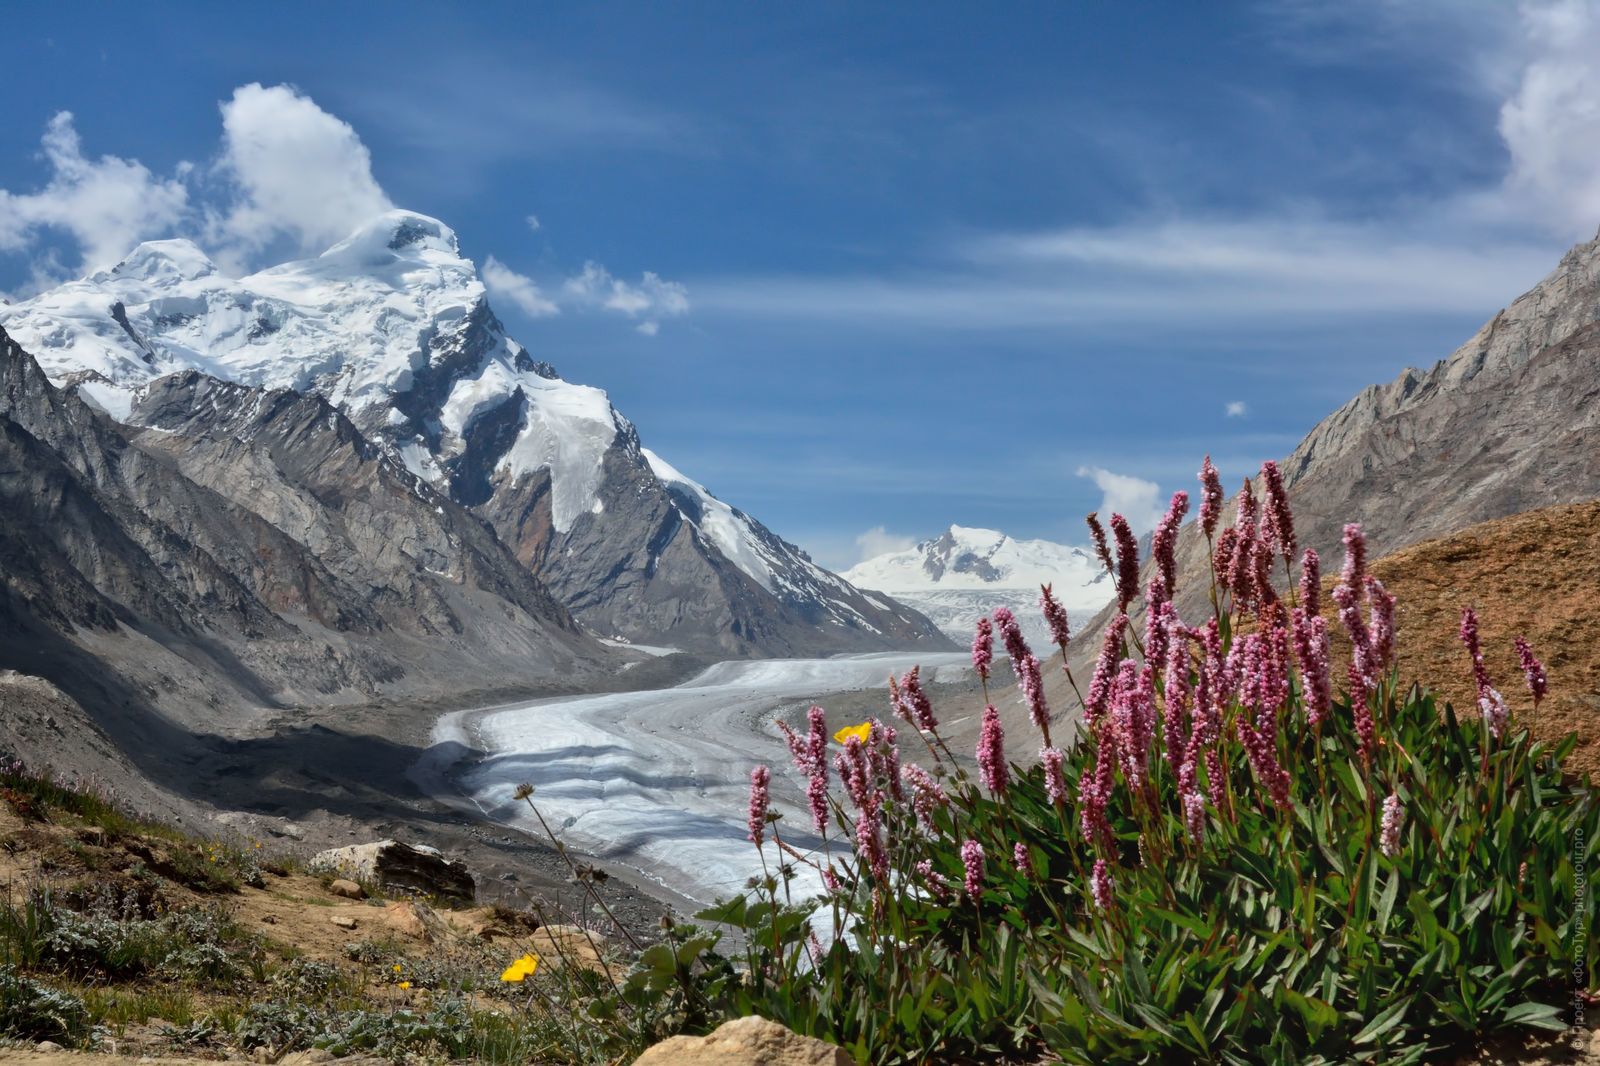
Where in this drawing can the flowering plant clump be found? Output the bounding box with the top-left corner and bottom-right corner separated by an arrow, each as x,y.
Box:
688,457 -> 1597,1064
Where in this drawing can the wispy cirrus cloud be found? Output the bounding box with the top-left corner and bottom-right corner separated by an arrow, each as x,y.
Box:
693,1 -> 1599,332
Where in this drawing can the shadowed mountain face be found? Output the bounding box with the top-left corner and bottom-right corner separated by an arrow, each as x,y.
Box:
0,324 -> 608,728
0,211 -> 949,658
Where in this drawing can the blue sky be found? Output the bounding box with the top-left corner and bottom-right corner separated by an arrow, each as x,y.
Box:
2,2 -> 1598,569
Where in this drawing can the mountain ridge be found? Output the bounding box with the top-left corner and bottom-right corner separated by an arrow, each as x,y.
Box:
0,210 -> 950,658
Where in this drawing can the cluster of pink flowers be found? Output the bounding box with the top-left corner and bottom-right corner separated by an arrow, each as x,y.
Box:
778,705 -> 832,833
738,451 -> 1551,944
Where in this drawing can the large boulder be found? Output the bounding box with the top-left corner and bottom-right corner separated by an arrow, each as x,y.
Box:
310,840 -> 474,902
633,1015 -> 852,1065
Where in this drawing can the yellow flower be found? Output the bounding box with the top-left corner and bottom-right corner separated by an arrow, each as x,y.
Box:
392,964 -> 403,973
397,981 -> 412,990
500,953 -> 540,982
833,722 -> 871,745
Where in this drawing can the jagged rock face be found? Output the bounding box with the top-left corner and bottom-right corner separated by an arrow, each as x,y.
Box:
0,210 -> 950,658
0,324 -> 605,722
1280,229 -> 1600,562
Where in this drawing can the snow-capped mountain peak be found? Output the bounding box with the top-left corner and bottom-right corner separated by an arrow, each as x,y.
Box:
0,209 -> 950,657
843,524 -> 1109,647
846,524 -> 1100,592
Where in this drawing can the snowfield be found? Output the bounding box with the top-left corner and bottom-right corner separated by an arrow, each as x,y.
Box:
844,525 -> 1112,647
438,652 -> 967,905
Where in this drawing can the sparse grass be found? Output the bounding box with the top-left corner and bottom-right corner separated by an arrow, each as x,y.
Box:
79,985 -> 197,1030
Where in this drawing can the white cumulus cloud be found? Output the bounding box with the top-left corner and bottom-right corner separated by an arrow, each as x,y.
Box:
854,526 -> 919,563
0,112 -> 190,272
1499,0 -> 1600,237
563,261 -> 690,334
1076,466 -> 1163,535
1226,400 -> 1248,417
483,255 -> 559,317
210,83 -> 394,256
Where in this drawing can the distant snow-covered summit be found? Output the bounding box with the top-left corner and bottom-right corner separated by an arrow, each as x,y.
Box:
0,211 -> 947,657
844,525 -> 1110,650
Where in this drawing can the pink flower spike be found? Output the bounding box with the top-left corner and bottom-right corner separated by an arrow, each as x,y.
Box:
1013,842 -> 1034,878
1110,513 -> 1141,612
1040,584 -> 1072,649
1086,513 -> 1115,578
971,617 -> 994,683
1040,746 -> 1067,806
960,839 -> 986,899
899,666 -> 938,732
1298,548 -> 1321,616
1259,460 -> 1296,561
1090,858 -> 1114,911
1084,613 -> 1130,725
976,705 -> 1009,796
1515,637 -> 1548,707
1365,576 -> 1396,673
1339,523 -> 1367,590
747,765 -> 771,848
1198,455 -> 1224,539
1379,792 -> 1403,858
1150,490 -> 1190,594
993,605 -> 1031,665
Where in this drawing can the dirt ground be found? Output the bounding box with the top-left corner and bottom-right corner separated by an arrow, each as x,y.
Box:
1352,498 -> 1600,774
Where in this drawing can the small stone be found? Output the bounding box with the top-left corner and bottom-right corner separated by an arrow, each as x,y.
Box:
260,913 -> 278,924
281,1051 -> 336,1066
327,878 -> 366,900
634,1015 -> 850,1065
251,1048 -> 273,1064
35,1041 -> 65,1052
383,899 -> 448,942
331,915 -> 358,929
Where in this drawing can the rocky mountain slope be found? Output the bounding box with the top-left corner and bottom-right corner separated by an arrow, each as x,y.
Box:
0,322 -> 606,742
843,525 -> 1109,648
0,212 -> 946,657
995,226 -> 1600,745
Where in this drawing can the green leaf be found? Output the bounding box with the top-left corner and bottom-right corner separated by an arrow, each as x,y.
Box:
1499,1001 -> 1567,1032
1352,996 -> 1412,1044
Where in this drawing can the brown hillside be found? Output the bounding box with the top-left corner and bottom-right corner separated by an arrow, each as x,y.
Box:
1357,497 -> 1600,773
